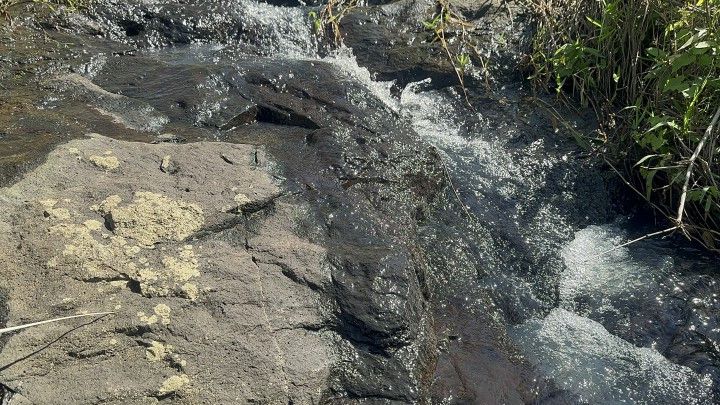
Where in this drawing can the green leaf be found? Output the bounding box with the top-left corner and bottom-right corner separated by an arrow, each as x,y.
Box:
694,41 -> 715,49
663,75 -> 688,93
586,16 -> 602,28
671,53 -> 696,72
645,169 -> 657,200
705,194 -> 713,214
697,54 -> 714,67
687,187 -> 708,202
646,47 -> 667,60
634,154 -> 662,167
646,117 -> 680,132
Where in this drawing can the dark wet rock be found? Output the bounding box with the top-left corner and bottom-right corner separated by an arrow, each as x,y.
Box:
339,2 -> 459,90
337,0 -> 533,89
256,102 -> 321,129
219,105 -> 259,130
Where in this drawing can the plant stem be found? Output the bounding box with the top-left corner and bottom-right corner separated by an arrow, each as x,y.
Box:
676,105 -> 720,231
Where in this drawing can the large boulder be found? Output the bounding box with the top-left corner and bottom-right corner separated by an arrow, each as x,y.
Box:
0,134 -> 341,403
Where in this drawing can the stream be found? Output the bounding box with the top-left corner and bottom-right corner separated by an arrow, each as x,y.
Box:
1,0 -> 719,403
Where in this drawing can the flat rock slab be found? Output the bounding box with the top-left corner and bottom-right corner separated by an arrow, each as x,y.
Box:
0,134 -> 336,404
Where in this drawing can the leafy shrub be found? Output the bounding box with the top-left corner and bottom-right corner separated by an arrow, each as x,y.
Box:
530,0 -> 720,250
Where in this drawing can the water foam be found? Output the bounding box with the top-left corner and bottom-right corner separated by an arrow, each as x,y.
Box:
513,308 -> 713,404
559,224 -> 674,312
236,0 -> 318,57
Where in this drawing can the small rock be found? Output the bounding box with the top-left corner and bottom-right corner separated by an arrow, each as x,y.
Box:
153,133 -> 185,144
160,155 -> 179,174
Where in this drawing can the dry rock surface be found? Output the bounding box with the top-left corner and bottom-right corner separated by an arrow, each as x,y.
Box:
0,134 -> 337,404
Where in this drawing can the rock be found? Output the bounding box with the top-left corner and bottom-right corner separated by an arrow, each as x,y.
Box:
0,135 -> 336,403
153,133 -> 185,144
0,2 -> 593,401
219,105 -> 259,130
159,155 -> 179,174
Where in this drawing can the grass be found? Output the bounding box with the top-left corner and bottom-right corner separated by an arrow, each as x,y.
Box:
422,0 -> 474,105
309,0 -> 359,45
528,0 -> 720,251
1,0 -> 89,21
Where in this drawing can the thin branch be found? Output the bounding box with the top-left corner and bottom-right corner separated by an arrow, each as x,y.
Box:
676,105 -> 720,229
436,150 -> 475,221
592,226 -> 678,259
0,312 -> 114,335
604,157 -> 674,219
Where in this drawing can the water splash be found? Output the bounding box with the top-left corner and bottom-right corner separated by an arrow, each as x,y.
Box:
560,224 -> 674,314
512,308 -> 714,404
235,0 -> 319,57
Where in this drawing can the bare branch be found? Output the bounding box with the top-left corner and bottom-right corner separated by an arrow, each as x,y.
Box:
676,105 -> 720,230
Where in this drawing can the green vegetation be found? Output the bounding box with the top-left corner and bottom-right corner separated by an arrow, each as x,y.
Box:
310,0 -> 479,100
1,0 -> 88,21
310,0 -> 359,45
422,0 -> 474,103
529,0 -> 720,251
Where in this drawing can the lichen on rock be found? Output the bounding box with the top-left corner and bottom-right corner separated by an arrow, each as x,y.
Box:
104,191 -> 204,246
0,133 -> 334,403
146,341 -> 171,362
136,245 -> 202,299
46,198 -> 203,299
158,374 -> 189,396
89,154 -> 120,171
138,303 -> 171,325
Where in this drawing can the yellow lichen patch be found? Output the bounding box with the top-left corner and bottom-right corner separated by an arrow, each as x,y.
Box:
39,199 -> 72,220
47,197 -> 203,300
134,245 -> 201,300
124,245 -> 141,257
48,208 -> 71,220
158,374 -> 189,396
146,341 -> 171,362
135,273 -> 166,297
83,219 -> 103,231
138,304 -> 172,326
48,222 -> 136,280
154,304 -> 171,325
106,192 -> 204,246
223,192 -> 254,213
180,283 -> 199,301
89,154 -> 120,171
137,311 -> 158,325
39,199 -> 58,209
162,245 -> 199,282
92,195 -> 122,213
234,193 -> 251,206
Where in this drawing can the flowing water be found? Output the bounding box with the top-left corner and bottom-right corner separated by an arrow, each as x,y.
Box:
4,0 -> 720,402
